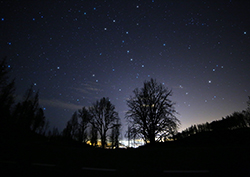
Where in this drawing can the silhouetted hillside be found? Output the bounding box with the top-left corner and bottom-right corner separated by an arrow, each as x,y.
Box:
176,128 -> 250,146
140,128 -> 250,148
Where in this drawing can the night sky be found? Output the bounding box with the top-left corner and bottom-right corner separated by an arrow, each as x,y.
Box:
1,1 -> 250,136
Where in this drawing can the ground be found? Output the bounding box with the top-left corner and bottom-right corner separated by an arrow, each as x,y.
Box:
1,140 -> 249,177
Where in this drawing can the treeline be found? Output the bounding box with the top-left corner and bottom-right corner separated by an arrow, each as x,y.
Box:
0,58 -> 121,149
174,103 -> 250,140
56,98 -> 121,149
0,58 -> 49,143
2,56 -> 250,148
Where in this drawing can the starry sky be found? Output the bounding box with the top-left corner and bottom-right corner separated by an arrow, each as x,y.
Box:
1,0 -> 250,136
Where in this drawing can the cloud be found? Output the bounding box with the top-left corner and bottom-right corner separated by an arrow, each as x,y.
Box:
40,98 -> 83,110
70,81 -> 103,95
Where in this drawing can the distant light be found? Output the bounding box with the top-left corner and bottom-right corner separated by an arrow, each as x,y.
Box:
142,65 -> 144,67
34,83 -> 37,86
57,66 -> 60,69
126,31 -> 129,34
208,80 -> 212,83
163,43 -> 166,46
127,50 -> 129,53
1,18 -> 4,21
113,20 -> 116,22
244,31 -> 246,35
33,18 -> 35,21
130,58 -> 133,61
93,7 -> 96,10
43,107 -> 46,111
104,27 -> 107,30
7,42 -> 11,45
96,80 -> 98,82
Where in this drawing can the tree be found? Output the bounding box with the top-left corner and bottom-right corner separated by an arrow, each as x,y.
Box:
126,78 -> 180,144
90,124 -> 98,146
89,97 -> 119,148
31,107 -> 47,134
12,86 -> 48,136
245,96 -> 250,126
62,111 -> 79,140
78,107 -> 91,143
0,58 -> 15,134
110,119 -> 121,149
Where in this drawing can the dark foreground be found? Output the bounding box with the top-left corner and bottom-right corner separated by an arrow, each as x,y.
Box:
1,141 -> 249,177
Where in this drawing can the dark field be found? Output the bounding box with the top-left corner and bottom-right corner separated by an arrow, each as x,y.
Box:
1,141 -> 249,177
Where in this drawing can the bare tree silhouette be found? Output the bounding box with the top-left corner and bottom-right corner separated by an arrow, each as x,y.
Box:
89,97 -> 119,148
126,78 -> 180,144
90,124 -> 98,146
62,111 -> 78,140
110,119 -> 121,149
78,107 -> 91,143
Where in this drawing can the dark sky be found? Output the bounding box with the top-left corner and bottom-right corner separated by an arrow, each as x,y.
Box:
1,0 -> 250,135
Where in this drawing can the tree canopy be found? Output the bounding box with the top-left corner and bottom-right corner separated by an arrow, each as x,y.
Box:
0,58 -> 48,141
126,78 -> 180,144
89,97 -> 119,148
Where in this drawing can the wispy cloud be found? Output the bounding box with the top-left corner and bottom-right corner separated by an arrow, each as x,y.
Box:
70,81 -> 103,94
40,98 -> 82,110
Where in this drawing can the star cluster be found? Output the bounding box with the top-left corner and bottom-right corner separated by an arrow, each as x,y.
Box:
1,1 -> 250,133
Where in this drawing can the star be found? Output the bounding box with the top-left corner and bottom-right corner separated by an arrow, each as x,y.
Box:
1,0 -> 250,140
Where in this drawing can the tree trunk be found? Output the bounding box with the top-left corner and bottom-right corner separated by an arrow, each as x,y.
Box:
101,132 -> 106,149
149,124 -> 156,144
150,134 -> 155,144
